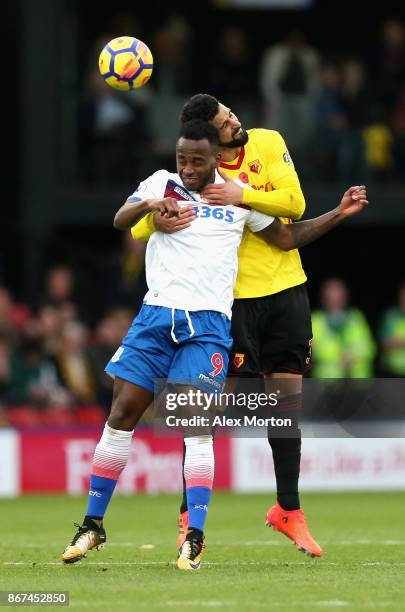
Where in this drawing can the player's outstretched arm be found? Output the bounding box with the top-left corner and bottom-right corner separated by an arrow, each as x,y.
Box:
113,198 -> 181,231
258,186 -> 369,251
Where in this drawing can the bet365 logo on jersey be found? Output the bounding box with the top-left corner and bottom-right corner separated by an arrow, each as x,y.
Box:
193,205 -> 234,223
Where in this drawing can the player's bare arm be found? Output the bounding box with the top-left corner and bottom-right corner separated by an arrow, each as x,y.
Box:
259,186 -> 369,251
113,198 -> 183,231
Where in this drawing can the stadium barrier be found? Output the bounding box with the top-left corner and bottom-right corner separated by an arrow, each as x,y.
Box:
0,428 -> 230,497
1,428 -> 405,497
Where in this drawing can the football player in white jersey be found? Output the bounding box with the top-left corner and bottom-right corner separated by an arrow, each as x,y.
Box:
62,119 -> 368,570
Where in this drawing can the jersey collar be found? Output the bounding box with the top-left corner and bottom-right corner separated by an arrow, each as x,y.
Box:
219,147 -> 245,171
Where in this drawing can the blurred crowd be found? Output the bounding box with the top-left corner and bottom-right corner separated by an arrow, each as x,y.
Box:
0,266 -> 137,427
76,14 -> 405,185
0,263 -> 404,428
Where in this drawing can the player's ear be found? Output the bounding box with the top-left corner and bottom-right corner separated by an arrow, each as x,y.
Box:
215,152 -> 221,165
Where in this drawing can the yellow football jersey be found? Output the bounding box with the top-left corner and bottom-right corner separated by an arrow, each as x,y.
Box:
132,128 -> 307,298
220,128 -> 307,298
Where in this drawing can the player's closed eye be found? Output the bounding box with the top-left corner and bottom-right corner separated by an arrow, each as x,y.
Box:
221,112 -> 234,131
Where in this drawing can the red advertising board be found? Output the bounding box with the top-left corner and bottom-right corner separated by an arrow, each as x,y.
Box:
19,428 -> 231,493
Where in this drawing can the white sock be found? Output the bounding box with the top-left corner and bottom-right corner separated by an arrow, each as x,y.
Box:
92,422 -> 134,480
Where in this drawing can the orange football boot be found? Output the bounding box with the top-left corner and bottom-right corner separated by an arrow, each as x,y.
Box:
266,502 -> 323,557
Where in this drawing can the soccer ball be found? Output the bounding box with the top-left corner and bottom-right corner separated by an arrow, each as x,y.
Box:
98,36 -> 153,91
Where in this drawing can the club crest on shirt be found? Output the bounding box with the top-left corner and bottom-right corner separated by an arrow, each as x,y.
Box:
233,353 -> 245,368
248,159 -> 262,174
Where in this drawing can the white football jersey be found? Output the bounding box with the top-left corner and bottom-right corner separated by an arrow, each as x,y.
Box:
128,169 -> 274,318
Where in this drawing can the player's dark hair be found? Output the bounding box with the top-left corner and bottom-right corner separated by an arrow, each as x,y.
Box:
180,94 -> 220,123
179,119 -> 220,148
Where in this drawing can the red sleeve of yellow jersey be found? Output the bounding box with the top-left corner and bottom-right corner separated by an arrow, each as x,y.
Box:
241,130 -> 306,220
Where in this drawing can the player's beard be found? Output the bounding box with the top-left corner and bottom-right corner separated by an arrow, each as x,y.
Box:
221,129 -> 249,149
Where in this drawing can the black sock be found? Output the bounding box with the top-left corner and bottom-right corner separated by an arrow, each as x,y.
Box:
266,389 -> 302,511
180,440 -> 188,514
268,436 -> 301,511
84,515 -> 103,527
186,527 -> 204,540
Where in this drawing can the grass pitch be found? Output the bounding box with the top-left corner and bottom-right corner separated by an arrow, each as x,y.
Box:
1,492 -> 405,611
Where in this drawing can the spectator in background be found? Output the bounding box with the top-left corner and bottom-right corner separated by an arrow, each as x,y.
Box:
313,62 -> 346,181
206,26 -> 259,127
363,110 -> 395,182
368,19 -> 405,119
260,30 -> 320,177
78,71 -> 152,184
0,288 -> 72,417
5,330 -> 70,408
379,283 -> 405,377
58,301 -> 80,326
34,304 -> 66,359
89,315 -> 117,408
337,59 -> 371,184
53,322 -> 97,405
89,307 -> 134,408
311,278 -> 376,378
0,287 -> 33,410
40,265 -> 93,325
0,287 -> 32,335
41,265 -> 75,308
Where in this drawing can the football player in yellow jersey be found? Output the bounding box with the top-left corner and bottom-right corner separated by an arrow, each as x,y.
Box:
169,93 -> 321,556
131,94 -> 363,558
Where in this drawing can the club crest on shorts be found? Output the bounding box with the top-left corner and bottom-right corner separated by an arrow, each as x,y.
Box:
233,353 -> 245,368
